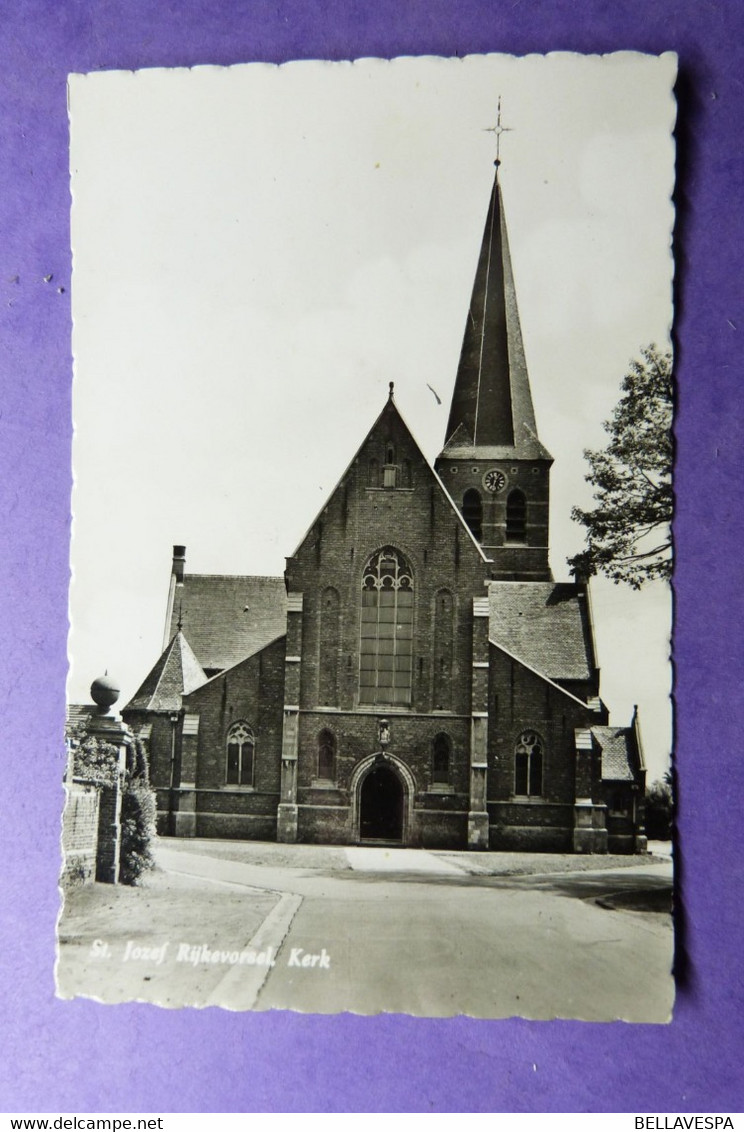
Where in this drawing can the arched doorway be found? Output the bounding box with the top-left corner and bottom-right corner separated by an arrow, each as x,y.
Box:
359,764 -> 404,843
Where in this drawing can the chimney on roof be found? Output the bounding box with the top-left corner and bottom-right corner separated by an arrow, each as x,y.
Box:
172,545 -> 186,584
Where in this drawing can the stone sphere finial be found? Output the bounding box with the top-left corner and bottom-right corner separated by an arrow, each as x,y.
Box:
90,673 -> 120,711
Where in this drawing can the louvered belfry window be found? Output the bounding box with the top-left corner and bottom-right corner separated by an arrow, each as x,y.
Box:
359,547 -> 414,705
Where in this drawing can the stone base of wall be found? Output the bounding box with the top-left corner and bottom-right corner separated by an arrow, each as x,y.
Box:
197,812 -> 278,841
608,833 -> 646,855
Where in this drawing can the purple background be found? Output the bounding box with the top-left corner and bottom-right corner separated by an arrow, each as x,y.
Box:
2,0 -> 742,1113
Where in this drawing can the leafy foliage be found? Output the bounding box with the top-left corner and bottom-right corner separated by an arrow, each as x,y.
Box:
66,723 -> 120,784
645,771 -> 673,841
568,344 -> 673,589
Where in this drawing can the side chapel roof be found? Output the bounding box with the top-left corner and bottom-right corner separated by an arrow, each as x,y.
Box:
488,581 -> 596,683
590,724 -> 645,782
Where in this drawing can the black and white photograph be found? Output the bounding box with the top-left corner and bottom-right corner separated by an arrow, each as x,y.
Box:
59,51 -> 676,1021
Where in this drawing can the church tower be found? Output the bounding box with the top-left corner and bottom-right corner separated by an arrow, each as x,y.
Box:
434,147 -> 553,581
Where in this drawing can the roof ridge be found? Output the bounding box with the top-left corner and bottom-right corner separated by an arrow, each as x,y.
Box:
181,573 -> 285,582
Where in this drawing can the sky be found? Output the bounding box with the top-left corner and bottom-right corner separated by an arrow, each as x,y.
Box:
68,51 -> 676,781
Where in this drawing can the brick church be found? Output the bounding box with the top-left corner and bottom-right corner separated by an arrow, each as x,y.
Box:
122,155 -> 647,854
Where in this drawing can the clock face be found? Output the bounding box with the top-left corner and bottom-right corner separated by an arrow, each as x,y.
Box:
483,468 -> 507,494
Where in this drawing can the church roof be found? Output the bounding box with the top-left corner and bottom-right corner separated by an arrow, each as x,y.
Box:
591,725 -> 642,782
124,630 -> 207,713
488,581 -> 595,683
167,574 -> 288,674
442,170 -> 552,463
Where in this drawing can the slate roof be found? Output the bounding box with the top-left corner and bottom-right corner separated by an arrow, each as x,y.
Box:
488,581 -> 595,683
125,630 -> 207,713
591,725 -> 640,782
167,574 -> 288,674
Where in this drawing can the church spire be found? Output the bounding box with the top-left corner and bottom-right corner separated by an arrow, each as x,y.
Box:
442,140 -> 549,461
435,118 -> 552,579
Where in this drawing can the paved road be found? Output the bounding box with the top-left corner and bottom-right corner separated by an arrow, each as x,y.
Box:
157,842 -> 674,1022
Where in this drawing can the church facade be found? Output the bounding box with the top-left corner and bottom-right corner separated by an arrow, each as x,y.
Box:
122,160 -> 647,854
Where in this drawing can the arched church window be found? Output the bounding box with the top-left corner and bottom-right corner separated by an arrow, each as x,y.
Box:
317,729 -> 336,781
359,547 -> 414,706
506,489 -> 527,542
226,721 -> 255,786
514,729 -> 543,797
383,443 -> 397,488
432,732 -> 451,786
462,489 -> 483,540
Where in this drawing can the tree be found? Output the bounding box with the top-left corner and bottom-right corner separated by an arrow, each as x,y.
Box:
568,344 -> 673,589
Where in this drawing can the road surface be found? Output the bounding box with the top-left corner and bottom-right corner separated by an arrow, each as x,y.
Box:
157,840 -> 674,1022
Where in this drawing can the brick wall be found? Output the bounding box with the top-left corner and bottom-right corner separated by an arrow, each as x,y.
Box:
487,642 -> 591,850
178,636 -> 286,838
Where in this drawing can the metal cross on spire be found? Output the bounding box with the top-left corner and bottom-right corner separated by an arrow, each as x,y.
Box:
483,96 -> 513,167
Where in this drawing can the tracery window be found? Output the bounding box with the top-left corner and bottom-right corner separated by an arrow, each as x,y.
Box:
317,729 -> 336,781
359,547 -> 414,705
506,489 -> 527,542
514,729 -> 543,797
226,721 -> 255,786
462,489 -> 483,540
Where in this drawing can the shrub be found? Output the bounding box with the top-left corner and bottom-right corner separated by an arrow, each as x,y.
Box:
65,722 -> 157,886
119,777 -> 157,885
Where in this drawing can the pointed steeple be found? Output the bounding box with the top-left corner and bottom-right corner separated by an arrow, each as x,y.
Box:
435,134 -> 553,581
442,166 -> 550,462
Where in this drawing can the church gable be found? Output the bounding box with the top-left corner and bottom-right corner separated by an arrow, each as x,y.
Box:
287,389 -> 487,574
284,390 -> 491,716
181,635 -> 286,796
488,639 -> 591,807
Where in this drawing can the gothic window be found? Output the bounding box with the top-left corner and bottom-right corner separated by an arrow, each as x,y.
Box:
359,547 -> 414,706
319,586 -> 340,707
317,729 -> 336,781
462,489 -> 483,540
506,489 -> 527,542
432,732 -> 451,786
401,458 -> 412,488
226,721 -> 255,786
514,729 -> 543,797
433,588 -> 453,710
